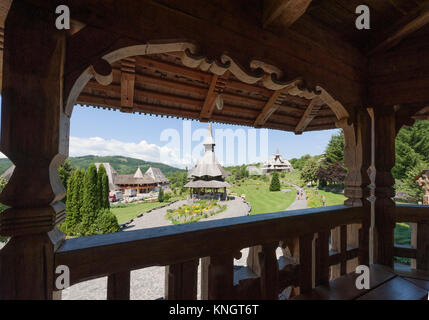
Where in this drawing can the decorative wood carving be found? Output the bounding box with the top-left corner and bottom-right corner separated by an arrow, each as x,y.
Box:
120,57 -> 136,112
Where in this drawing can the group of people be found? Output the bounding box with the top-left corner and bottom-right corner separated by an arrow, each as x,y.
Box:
296,188 -> 304,200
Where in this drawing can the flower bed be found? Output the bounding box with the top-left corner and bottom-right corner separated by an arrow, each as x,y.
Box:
166,200 -> 226,224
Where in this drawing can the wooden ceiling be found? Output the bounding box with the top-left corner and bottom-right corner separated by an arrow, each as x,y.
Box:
1,0 -> 429,131
77,52 -> 337,132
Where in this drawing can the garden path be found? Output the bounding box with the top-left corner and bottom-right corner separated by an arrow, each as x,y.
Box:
283,180 -> 308,211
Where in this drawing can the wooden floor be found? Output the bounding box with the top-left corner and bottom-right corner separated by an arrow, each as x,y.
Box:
294,264 -> 429,300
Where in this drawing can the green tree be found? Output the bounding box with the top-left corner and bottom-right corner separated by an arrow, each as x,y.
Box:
94,208 -> 120,234
269,171 -> 281,192
393,121 -> 429,180
98,164 -> 110,209
58,160 -> 75,201
300,158 -> 319,184
325,131 -> 344,163
158,187 -> 164,202
80,164 -> 100,235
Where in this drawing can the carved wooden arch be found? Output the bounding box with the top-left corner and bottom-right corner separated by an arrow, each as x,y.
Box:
64,39 -> 351,125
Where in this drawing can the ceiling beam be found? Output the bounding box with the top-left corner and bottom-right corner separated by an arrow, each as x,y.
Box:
199,72 -> 229,121
254,90 -> 285,127
370,1 -> 429,55
263,0 -> 312,29
294,97 -> 323,134
120,58 -> 136,113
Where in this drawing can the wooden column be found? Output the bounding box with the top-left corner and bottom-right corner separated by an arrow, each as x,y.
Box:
373,107 -> 397,267
107,271 -> 131,300
165,259 -> 199,300
201,254 -> 234,300
332,109 -> 372,278
0,2 -> 68,299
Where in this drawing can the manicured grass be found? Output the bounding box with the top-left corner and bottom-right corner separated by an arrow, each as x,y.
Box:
305,188 -> 346,208
111,196 -> 183,224
230,180 -> 296,215
394,222 -> 412,265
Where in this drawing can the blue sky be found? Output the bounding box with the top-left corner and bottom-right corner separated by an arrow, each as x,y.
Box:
68,105 -> 340,168
0,98 -> 340,168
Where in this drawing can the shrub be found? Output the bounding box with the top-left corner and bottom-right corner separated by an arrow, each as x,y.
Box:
94,209 -> 120,234
269,172 -> 281,192
158,187 -> 164,202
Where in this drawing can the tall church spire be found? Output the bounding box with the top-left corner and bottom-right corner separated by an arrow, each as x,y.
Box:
203,122 -> 215,152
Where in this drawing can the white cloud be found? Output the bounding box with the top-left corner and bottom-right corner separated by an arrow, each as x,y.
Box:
69,136 -> 188,169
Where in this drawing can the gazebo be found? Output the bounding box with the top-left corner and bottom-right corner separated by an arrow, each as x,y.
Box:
185,123 -> 231,200
1,0 -> 429,300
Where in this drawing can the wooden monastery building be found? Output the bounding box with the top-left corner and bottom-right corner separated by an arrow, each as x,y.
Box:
261,148 -> 294,174
96,163 -> 169,194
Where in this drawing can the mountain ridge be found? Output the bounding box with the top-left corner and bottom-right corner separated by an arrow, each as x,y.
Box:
0,155 -> 183,176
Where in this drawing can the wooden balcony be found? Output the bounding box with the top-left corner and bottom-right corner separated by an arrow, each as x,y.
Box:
51,204 -> 429,300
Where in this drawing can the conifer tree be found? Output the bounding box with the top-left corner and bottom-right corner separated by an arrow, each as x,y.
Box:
71,169 -> 85,234
80,164 -> 100,235
63,171 -> 76,234
269,171 -> 281,192
98,164 -> 110,209
158,187 -> 164,202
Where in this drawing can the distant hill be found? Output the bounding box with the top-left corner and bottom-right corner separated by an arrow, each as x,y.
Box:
0,155 -> 183,176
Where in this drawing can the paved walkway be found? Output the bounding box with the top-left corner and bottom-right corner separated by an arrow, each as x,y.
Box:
283,180 -> 307,211
61,198 -> 250,300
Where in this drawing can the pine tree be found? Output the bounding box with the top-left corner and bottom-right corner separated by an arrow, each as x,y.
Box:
71,169 -> 85,234
80,164 -> 100,235
269,171 -> 281,192
63,171 -> 76,234
158,187 -> 164,202
98,164 -> 110,209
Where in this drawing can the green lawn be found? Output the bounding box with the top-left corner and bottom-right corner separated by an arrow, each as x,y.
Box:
230,180 -> 296,215
305,188 -> 346,208
111,196 -> 183,224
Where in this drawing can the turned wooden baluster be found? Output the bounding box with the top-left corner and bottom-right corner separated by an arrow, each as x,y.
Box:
165,259 -> 199,299
0,2 -> 68,299
258,243 -> 279,299
315,231 -> 330,286
298,234 -> 314,294
107,271 -> 131,300
201,253 -> 234,299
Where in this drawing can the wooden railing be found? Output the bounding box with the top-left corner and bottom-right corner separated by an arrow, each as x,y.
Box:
394,204 -> 429,272
54,205 -> 366,300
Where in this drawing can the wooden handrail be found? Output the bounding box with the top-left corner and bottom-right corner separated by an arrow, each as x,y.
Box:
55,205 -> 363,286
396,204 -> 429,222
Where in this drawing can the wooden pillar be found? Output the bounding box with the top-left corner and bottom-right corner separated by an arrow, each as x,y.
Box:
373,107 -> 396,267
0,2 -> 68,299
332,109 -> 371,278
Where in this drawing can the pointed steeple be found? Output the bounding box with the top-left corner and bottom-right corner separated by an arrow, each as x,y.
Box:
276,147 -> 280,155
203,122 -> 215,152
134,166 -> 144,178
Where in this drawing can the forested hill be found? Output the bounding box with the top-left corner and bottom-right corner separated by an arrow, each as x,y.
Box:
0,155 -> 183,176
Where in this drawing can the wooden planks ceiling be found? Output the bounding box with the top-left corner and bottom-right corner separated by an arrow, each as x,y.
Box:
77,52 -> 338,132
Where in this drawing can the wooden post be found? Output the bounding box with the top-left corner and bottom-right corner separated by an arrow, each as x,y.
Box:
0,2 -> 68,299
258,243 -> 279,299
335,109 -> 372,276
165,259 -> 199,300
107,271 -> 131,300
416,221 -> 429,271
201,254 -> 234,299
373,107 -> 396,267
